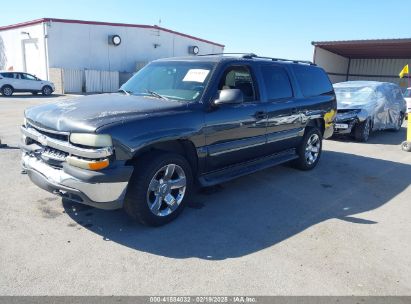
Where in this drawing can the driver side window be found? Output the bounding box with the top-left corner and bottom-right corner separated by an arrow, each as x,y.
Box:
22,73 -> 36,81
218,66 -> 257,102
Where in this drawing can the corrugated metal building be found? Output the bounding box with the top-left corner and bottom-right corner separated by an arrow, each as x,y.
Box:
312,39 -> 411,88
0,18 -> 224,93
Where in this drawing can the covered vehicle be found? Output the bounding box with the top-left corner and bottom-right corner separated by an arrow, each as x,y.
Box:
333,81 -> 406,142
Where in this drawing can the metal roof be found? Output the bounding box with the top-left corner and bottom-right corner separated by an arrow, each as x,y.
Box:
0,18 -> 225,48
312,38 -> 411,59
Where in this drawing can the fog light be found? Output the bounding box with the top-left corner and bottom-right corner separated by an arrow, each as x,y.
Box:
67,156 -> 109,171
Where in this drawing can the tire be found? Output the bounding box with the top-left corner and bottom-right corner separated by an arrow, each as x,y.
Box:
41,85 -> 52,96
354,119 -> 371,142
1,85 -> 14,97
124,151 -> 193,226
392,113 -> 404,132
402,141 -> 411,152
293,127 -> 323,171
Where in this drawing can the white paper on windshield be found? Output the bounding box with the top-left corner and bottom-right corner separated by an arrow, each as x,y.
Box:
183,69 -> 210,83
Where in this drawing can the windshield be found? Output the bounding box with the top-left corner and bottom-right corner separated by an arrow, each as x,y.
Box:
334,86 -> 375,104
404,88 -> 411,98
120,61 -> 215,102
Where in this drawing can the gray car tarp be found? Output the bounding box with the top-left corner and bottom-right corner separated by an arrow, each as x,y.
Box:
334,81 -> 406,130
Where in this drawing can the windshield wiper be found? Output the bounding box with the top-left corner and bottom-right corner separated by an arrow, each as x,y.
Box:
145,89 -> 169,100
118,88 -> 131,95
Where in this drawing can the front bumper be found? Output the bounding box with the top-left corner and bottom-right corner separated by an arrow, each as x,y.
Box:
21,153 -> 133,210
333,119 -> 358,135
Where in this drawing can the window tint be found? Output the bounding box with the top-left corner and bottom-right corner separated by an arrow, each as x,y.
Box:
218,66 -> 256,102
293,65 -> 333,97
22,73 -> 36,80
261,65 -> 293,100
1,72 -> 15,79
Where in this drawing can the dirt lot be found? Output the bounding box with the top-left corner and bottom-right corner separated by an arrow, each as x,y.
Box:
0,94 -> 410,295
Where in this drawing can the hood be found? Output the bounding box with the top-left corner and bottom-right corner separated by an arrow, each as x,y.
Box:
25,93 -> 185,132
337,101 -> 371,110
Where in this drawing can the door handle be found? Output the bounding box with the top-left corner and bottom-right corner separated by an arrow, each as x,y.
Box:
254,111 -> 267,119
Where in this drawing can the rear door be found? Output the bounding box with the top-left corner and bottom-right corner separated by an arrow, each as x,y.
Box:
11,73 -> 25,90
204,64 -> 268,171
261,64 -> 304,153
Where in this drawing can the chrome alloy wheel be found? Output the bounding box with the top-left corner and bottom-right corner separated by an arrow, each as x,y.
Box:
3,87 -> 12,96
146,164 -> 187,217
305,134 -> 321,165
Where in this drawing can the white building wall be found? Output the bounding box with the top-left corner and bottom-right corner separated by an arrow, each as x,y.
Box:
0,23 -> 48,79
46,21 -> 224,72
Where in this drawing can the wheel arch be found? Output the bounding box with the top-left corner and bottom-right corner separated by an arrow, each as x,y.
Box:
306,118 -> 325,136
1,84 -> 14,90
127,139 -> 199,175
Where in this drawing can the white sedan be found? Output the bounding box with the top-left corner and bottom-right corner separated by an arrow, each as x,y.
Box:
0,71 -> 55,96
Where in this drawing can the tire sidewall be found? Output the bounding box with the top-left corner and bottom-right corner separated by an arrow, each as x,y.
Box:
296,127 -> 323,170
125,152 -> 193,226
394,113 -> 403,131
42,86 -> 52,96
2,86 -> 13,96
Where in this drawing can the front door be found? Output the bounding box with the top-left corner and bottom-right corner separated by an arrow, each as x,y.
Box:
20,73 -> 41,91
204,65 -> 268,171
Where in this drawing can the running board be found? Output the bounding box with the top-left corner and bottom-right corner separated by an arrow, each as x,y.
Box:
198,149 -> 298,187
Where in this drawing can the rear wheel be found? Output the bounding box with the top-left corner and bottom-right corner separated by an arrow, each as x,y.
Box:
293,127 -> 322,170
124,152 -> 193,226
1,85 -> 13,96
41,85 -> 52,96
354,119 -> 371,142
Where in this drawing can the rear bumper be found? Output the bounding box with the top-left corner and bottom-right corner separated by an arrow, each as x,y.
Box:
21,153 -> 133,210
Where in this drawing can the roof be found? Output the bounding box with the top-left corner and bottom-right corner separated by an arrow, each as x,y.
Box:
155,54 -> 316,65
333,81 -> 393,88
0,18 -> 225,48
312,38 -> 411,59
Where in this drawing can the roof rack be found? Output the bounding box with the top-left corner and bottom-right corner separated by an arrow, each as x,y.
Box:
197,53 -> 253,56
242,54 -> 316,65
197,53 -> 316,65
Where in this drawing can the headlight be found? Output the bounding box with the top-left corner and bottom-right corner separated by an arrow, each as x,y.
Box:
66,156 -> 109,171
70,133 -> 112,147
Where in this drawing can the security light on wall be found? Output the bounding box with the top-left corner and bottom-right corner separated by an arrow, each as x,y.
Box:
188,46 -> 199,55
21,31 -> 31,38
108,35 -> 121,46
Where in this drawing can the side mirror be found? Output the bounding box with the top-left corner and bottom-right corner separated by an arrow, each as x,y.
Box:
214,89 -> 243,105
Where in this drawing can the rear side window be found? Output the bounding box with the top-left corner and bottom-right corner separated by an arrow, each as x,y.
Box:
1,72 -> 15,79
293,65 -> 333,97
261,65 -> 293,100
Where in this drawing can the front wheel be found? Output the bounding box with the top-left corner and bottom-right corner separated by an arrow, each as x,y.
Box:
42,85 -> 52,96
124,152 -> 193,226
392,113 -> 404,132
354,119 -> 371,142
293,127 -> 322,170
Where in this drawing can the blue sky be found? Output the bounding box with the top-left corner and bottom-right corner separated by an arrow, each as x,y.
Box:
2,0 -> 410,60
